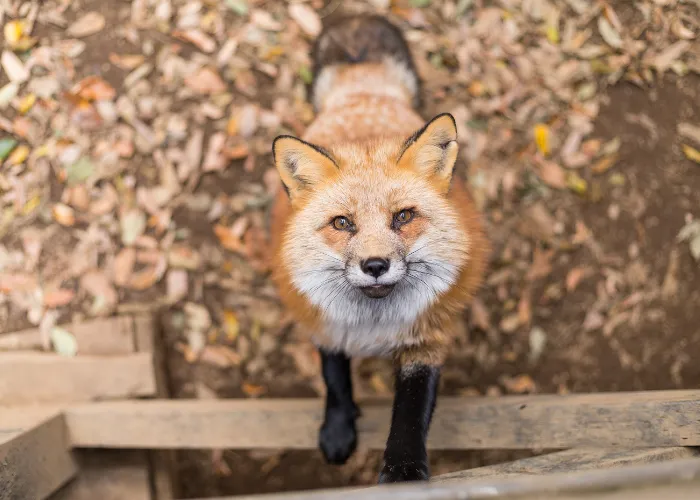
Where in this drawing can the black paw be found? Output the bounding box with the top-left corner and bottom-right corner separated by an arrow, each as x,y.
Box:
378,461 -> 429,483
319,409 -> 357,465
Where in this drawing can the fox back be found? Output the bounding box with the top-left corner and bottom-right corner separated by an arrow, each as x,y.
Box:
270,14 -> 488,359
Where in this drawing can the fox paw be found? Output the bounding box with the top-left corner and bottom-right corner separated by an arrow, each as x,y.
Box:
319,410 -> 357,465
378,461 -> 429,483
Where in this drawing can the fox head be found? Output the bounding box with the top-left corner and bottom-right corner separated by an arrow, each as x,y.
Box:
272,114 -> 470,328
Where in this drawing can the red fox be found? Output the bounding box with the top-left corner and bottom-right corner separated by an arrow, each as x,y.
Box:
270,14 -> 489,483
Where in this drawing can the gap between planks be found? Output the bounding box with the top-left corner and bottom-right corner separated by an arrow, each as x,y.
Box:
64,390 -> 700,450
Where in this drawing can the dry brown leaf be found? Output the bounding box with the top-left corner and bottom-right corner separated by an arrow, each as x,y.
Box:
0,273 -> 38,293
67,12 -> 106,38
1,50 -> 29,82
469,297 -> 491,331
537,161 -> 566,189
128,266 -> 162,290
74,76 -> 116,101
203,132 -> 227,172
242,382 -> 267,398
500,313 -> 521,333
173,29 -> 217,53
288,3 -> 322,37
678,123 -> 700,145
108,53 -> 145,70
80,270 -> 118,313
200,345 -> 242,368
113,248 -> 136,287
168,246 -> 201,270
591,154 -> 618,174
517,287 -> 532,326
185,67 -> 227,95
652,41 -> 690,73
527,247 -> 554,281
43,288 -> 75,308
566,267 -> 587,292
52,204 -> 76,226
501,374 -> 537,394
167,269 -> 188,303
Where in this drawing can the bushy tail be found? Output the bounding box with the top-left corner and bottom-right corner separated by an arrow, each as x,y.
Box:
309,14 -> 421,109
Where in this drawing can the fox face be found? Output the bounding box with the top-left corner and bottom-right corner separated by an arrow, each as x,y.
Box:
273,114 -> 470,334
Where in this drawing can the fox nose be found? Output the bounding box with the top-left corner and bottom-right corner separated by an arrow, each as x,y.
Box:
361,258 -> 390,278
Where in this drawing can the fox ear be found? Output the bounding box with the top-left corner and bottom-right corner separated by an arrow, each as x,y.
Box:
272,136 -> 338,199
398,113 -> 458,192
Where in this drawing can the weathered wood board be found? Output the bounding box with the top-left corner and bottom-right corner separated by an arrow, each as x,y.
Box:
433,447 -> 700,483
0,316 -> 137,355
0,410 -> 77,500
0,352 -> 156,403
65,390 -> 700,449
195,456 -> 700,500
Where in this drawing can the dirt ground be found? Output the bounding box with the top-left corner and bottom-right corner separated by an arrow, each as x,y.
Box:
2,0 -> 700,498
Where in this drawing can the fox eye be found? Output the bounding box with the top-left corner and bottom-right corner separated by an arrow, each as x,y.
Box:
393,209 -> 415,227
332,216 -> 352,231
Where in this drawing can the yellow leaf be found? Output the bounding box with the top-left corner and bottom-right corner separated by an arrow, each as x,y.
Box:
18,93 -> 36,114
3,20 -> 25,46
6,145 -> 29,166
22,195 -> 41,215
591,153 -> 618,174
533,124 -> 550,156
682,144 -> 700,164
223,310 -> 239,341
566,171 -> 588,195
546,24 -> 559,44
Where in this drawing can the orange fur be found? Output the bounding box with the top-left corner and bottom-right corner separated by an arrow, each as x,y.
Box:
269,45 -> 489,368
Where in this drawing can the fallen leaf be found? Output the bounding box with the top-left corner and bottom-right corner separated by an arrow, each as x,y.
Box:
185,67 -> 227,95
223,310 -> 240,341
538,161 -> 566,188
128,265 -> 164,290
242,382 -> 267,397
43,288 -> 76,308
678,123 -> 700,145
80,271 -> 118,314
66,157 -> 95,185
225,0 -> 249,15
288,3 -> 322,37
4,20 -> 36,51
572,221 -> 592,244
67,12 -> 106,38
121,209 -> 147,245
533,123 -> 550,155
566,171 -> 588,194
682,144 -> 700,164
6,144 -> 28,166
109,53 -> 145,70
167,269 -> 188,303
203,132 -> 227,172
52,204 -> 76,226
0,82 -> 19,108
528,327 -> 547,363
50,327 -> 78,357
652,41 -> 690,73
173,29 -> 217,53
671,18 -> 696,40
74,76 -> 116,101
469,297 -> 490,331
591,154 -> 618,174
1,50 -> 29,82
200,345 -> 241,368
583,310 -> 604,331
566,267 -> 587,292
500,313 -> 521,333
0,138 -> 18,161
251,10 -> 282,31
527,247 -> 554,281
113,248 -> 136,287
18,93 -> 36,114
168,246 -> 201,270
0,273 -> 38,293
501,374 -> 536,394
598,16 -> 622,49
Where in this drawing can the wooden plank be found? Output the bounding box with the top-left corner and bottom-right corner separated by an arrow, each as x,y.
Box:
433,447 -> 700,483
0,352 -> 156,403
50,450 -> 151,500
133,313 -> 177,500
0,316 -> 136,355
65,390 -> 700,449
0,409 -> 78,500
192,457 -> 700,500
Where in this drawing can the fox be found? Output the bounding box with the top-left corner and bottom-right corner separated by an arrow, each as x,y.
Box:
269,14 -> 489,483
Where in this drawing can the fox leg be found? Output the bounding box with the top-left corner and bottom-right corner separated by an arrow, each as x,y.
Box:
318,349 -> 359,464
378,345 -> 444,483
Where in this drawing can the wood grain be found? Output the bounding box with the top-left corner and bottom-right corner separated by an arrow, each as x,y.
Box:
0,316 -> 136,355
0,410 -> 77,500
192,457 -> 700,500
0,352 -> 156,404
433,447 -> 700,483
65,390 -> 700,449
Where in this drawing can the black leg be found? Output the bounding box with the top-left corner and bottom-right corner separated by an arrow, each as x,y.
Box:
378,364 -> 440,483
318,349 -> 358,465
